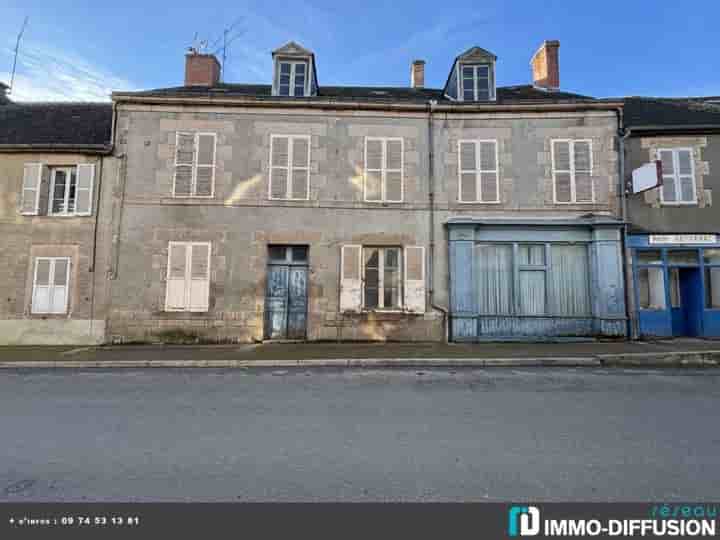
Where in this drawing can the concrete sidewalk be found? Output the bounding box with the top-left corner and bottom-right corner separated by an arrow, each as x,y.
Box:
0,338 -> 719,368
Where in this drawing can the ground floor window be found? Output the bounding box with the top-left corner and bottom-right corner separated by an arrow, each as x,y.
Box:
638,267 -> 666,310
363,247 -> 402,309
165,242 -> 211,312
32,257 -> 70,314
476,242 -> 591,317
706,267 -> 720,309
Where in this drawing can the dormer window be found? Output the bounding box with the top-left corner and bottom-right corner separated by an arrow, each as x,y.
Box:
278,61 -> 307,97
461,64 -> 491,101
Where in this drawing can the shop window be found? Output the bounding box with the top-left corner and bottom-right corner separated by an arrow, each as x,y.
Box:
636,250 -> 662,265
477,244 -> 513,315
706,268 -> 720,309
638,267 -> 666,310
703,249 -> 720,265
550,245 -> 591,316
667,250 -> 699,265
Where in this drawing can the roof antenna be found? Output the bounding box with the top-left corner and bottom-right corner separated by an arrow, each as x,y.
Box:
209,18 -> 244,83
9,16 -> 29,95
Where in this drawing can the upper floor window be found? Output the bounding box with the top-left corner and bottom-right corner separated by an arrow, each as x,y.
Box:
174,132 -> 216,198
364,137 -> 403,203
269,135 -> 310,200
458,140 -> 499,203
278,61 -> 307,97
659,148 -> 696,205
20,163 -> 94,216
552,140 -> 593,204
461,64 -> 491,101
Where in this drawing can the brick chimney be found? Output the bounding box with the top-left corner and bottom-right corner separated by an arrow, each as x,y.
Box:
184,53 -> 221,87
411,60 -> 425,89
531,40 -> 560,91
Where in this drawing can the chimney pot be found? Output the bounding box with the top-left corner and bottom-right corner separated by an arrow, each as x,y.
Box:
411,59 -> 425,89
531,40 -> 560,91
184,53 -> 221,87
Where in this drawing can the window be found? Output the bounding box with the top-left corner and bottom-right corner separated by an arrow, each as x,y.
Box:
460,64 -> 491,101
364,137 -> 403,202
638,267 -> 666,310
363,247 -> 402,310
458,140 -> 499,203
552,140 -> 593,203
174,132 -> 216,198
31,257 -> 70,314
46,164 -> 94,216
659,148 -> 696,204
269,135 -> 310,200
165,242 -> 211,312
277,61 -> 307,97
667,250 -> 699,265
476,242 -> 591,317
268,245 -> 308,263
20,163 -> 42,215
706,249 -> 720,309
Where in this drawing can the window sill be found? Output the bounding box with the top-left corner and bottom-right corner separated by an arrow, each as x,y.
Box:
457,200 -> 501,205
658,202 -> 698,206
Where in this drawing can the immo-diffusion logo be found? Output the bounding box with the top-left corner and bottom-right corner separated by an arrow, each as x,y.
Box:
508,506 -> 541,536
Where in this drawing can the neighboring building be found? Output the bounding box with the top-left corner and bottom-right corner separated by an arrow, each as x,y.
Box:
0,84 -> 116,344
623,97 -> 720,338
107,40 -> 626,343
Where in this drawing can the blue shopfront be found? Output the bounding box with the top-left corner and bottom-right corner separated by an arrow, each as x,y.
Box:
447,218 -> 627,341
629,234 -> 720,338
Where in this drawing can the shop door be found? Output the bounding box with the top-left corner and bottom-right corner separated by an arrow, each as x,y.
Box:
671,267 -> 703,337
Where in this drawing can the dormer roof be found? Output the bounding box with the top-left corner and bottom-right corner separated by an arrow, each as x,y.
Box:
456,46 -> 497,62
272,41 -> 314,58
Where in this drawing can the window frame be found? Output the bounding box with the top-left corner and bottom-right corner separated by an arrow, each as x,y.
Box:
361,246 -> 403,311
48,166 -> 79,216
31,256 -> 71,314
268,134 -> 311,201
172,132 -> 217,199
551,139 -> 594,204
634,248 -> 667,312
457,139 -> 500,203
363,136 -> 404,203
164,241 -> 212,313
457,63 -> 493,102
658,147 -> 697,205
277,61 -> 309,97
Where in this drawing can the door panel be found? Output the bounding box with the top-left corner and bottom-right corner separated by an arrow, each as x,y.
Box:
287,267 -> 308,339
264,263 -> 308,340
680,268 -> 703,337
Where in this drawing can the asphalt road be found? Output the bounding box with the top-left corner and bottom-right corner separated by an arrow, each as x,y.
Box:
1,368 -> 719,501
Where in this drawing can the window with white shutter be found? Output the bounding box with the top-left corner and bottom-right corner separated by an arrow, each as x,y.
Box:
48,165 -> 94,216
552,139 -> 593,204
269,135 -> 311,200
165,242 -> 211,312
364,137 -> 403,202
173,132 -> 216,198
659,148 -> 697,204
458,140 -> 499,203
20,163 -> 43,215
362,247 -> 402,310
31,257 -> 70,314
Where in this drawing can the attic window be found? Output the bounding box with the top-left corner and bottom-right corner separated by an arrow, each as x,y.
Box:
461,64 -> 491,101
278,61 -> 307,97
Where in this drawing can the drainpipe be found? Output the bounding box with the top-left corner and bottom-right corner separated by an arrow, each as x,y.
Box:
427,99 -> 448,342
618,112 -> 635,339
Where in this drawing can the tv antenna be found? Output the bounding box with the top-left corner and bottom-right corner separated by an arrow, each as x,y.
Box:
209,17 -> 244,82
9,16 -> 29,94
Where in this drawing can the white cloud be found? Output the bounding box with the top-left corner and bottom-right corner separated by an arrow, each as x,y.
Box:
0,41 -> 136,102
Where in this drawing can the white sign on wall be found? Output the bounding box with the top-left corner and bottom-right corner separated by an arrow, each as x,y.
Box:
631,161 -> 662,194
649,234 -> 718,245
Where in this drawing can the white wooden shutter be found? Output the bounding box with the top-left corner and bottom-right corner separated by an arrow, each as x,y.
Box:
677,149 -> 695,202
340,244 -> 362,312
174,132 -> 195,197
553,140 -> 572,203
195,134 -> 216,197
385,139 -> 403,202
270,135 -> 289,199
32,258 -> 51,313
51,258 -> 69,313
659,150 -> 677,202
458,141 -> 477,202
290,136 -> 310,199
404,246 -> 426,313
165,243 -> 188,310
31,258 -> 69,314
188,243 -> 210,312
573,141 -> 593,202
365,138 -> 383,201
20,163 -> 42,215
479,141 -> 498,202
75,163 -> 95,215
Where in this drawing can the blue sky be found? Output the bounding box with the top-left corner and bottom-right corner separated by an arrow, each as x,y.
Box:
2,0 -> 719,101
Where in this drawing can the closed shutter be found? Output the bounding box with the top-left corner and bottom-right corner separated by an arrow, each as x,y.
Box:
385,139 -> 403,202
174,132 -> 195,196
479,141 -> 498,202
404,246 -> 426,313
51,258 -> 69,313
458,141 -> 477,202
291,136 -> 310,199
20,163 -> 43,215
365,138 -> 383,201
553,141 -> 572,203
270,136 -> 289,199
677,149 -> 695,202
31,258 -> 69,314
340,244 -> 362,312
195,134 -> 216,197
188,243 -> 210,312
32,258 -> 51,313
165,243 -> 188,310
573,141 -> 593,202
75,163 -> 95,215
659,150 -> 676,202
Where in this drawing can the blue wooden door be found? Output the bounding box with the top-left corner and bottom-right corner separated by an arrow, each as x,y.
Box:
264,246 -> 308,340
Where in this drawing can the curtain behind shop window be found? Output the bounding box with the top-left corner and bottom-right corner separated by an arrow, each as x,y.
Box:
550,245 -> 591,316
477,244 -> 513,315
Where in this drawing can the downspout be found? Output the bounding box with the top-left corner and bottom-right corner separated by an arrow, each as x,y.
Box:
427,99 -> 448,342
618,109 -> 635,339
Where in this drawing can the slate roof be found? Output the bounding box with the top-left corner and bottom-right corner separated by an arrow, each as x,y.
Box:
114,83 -> 595,105
623,97 -> 720,129
0,102 -> 113,150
